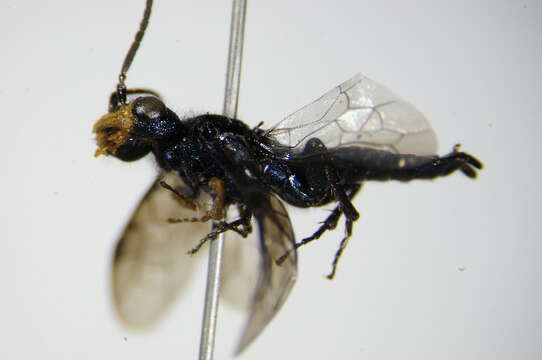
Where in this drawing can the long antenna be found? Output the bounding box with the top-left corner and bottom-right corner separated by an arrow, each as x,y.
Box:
198,1 -> 247,359
116,0 -> 154,105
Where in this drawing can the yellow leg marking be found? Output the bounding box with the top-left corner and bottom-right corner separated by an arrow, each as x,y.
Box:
159,181 -> 198,211
168,178 -> 226,223
207,177 -> 225,221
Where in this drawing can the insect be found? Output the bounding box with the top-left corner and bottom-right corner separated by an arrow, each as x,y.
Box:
93,0 -> 482,353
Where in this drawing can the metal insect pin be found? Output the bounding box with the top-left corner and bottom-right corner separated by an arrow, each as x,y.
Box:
92,0 -> 483,354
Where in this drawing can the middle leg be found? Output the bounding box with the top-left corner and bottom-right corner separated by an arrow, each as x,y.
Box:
186,206 -> 253,255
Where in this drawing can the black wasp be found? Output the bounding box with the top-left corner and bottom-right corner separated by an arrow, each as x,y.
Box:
93,0 -> 482,353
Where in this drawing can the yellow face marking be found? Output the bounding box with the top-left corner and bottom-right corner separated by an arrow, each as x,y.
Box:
92,102 -> 137,157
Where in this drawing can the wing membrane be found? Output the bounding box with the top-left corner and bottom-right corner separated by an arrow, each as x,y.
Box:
221,222 -> 260,312
268,73 -> 438,157
112,172 -> 209,328
235,195 -> 297,353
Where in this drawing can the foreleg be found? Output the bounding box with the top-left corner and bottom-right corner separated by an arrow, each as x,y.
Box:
167,177 -> 225,223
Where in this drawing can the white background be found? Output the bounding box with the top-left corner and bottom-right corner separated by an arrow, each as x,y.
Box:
2,0 -> 541,359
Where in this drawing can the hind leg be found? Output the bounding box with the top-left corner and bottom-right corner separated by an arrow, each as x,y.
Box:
325,183 -> 361,279
276,184 -> 362,279
409,144 -> 483,180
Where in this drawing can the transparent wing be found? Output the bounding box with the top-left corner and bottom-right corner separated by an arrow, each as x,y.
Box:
221,220 -> 260,312
235,195 -> 297,354
267,73 -> 438,157
112,172 -> 209,328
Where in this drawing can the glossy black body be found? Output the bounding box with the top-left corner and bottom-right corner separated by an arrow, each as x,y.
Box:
116,97 -> 481,211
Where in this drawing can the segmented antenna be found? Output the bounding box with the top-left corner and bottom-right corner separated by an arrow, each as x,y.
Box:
116,0 -> 154,105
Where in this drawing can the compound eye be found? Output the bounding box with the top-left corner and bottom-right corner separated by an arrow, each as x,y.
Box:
108,89 -> 162,113
132,96 -> 167,124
